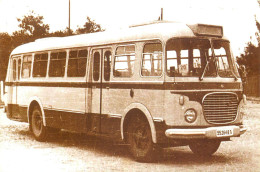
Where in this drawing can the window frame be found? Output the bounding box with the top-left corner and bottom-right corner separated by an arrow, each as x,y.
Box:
21,54 -> 32,79
113,44 -> 136,78
67,49 -> 88,78
32,52 -> 49,78
103,50 -> 112,81
141,41 -> 163,77
48,50 -> 67,78
93,51 -> 101,81
166,38 -> 216,77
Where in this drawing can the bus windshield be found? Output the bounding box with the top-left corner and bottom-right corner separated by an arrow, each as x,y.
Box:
166,38 -> 238,78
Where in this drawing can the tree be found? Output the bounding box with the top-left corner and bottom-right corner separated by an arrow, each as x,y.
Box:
76,17 -> 104,34
17,11 -> 50,39
237,19 -> 260,76
49,30 -> 69,37
0,12 -> 105,81
0,33 -> 12,80
11,30 -> 32,48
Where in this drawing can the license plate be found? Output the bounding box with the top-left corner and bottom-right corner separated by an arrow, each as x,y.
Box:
216,128 -> 233,137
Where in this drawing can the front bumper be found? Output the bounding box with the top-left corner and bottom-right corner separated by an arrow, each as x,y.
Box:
165,125 -> 247,139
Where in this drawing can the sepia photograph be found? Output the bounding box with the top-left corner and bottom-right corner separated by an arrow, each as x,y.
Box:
0,0 -> 259,171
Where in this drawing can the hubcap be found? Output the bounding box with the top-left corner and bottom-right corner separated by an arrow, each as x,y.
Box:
32,111 -> 42,136
133,126 -> 149,150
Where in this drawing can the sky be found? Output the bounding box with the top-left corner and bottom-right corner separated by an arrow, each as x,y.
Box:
0,0 -> 259,56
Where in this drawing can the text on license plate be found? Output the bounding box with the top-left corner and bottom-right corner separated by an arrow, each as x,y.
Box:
216,128 -> 233,137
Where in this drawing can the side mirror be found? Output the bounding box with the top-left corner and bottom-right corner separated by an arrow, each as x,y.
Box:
169,66 -> 176,77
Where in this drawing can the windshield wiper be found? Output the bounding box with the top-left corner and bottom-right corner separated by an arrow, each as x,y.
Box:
199,60 -> 209,81
200,39 -> 219,81
200,39 -> 214,81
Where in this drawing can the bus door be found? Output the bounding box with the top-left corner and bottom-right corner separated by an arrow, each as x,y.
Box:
90,48 -> 112,133
11,56 -> 21,117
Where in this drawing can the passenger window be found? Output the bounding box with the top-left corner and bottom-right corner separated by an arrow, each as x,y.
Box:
141,43 -> 162,76
13,60 -> 16,80
114,45 -> 135,77
93,52 -> 100,81
104,51 -> 111,81
18,59 -> 21,80
22,55 -> 32,78
68,49 -> 88,77
49,51 -> 66,77
33,53 -> 48,77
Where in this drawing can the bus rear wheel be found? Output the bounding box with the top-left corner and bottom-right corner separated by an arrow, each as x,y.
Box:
31,106 -> 48,141
189,139 -> 221,156
127,115 -> 157,162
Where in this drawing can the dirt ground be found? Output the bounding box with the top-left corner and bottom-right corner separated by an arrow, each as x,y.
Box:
0,100 -> 259,172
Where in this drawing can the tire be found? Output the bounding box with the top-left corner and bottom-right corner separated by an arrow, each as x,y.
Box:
127,114 -> 157,162
31,106 -> 48,141
189,139 -> 221,156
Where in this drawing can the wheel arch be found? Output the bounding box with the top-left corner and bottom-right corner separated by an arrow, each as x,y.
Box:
27,96 -> 46,127
121,103 -> 157,143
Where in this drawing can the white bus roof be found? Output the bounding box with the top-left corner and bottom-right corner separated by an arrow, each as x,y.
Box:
11,21 -> 224,55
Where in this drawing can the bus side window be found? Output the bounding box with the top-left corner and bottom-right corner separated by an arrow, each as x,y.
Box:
13,60 -> 16,81
141,43 -> 162,76
18,59 -> 21,80
22,55 -> 32,78
93,52 -> 100,81
104,51 -> 111,81
49,51 -> 66,77
114,45 -> 135,77
33,53 -> 48,77
67,49 -> 88,77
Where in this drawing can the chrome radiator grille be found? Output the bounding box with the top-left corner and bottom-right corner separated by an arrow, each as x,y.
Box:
203,93 -> 238,124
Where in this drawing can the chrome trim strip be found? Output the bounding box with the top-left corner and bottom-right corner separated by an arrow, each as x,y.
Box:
153,117 -> 164,122
171,89 -> 242,93
108,114 -> 122,118
43,107 -> 85,114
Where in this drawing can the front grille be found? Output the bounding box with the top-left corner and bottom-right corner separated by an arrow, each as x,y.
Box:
203,93 -> 238,124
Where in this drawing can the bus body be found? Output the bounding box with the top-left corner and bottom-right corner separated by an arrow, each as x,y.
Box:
2,21 -> 246,161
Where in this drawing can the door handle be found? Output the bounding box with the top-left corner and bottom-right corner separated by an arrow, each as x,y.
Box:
130,88 -> 134,98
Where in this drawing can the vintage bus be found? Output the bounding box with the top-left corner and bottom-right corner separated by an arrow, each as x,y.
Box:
1,20 -> 247,162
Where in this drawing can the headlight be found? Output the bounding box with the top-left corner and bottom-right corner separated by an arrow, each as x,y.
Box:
184,109 -> 197,123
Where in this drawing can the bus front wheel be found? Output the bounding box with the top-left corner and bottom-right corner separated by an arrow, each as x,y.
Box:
31,106 -> 48,141
189,139 -> 221,156
127,115 -> 157,162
